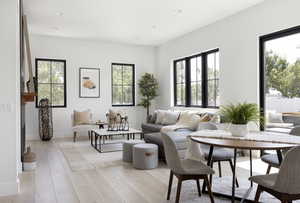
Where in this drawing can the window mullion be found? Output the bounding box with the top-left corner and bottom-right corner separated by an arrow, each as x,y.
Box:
202,53 -> 208,108
185,58 -> 191,107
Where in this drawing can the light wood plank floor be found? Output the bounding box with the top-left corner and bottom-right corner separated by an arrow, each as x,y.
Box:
0,137 -> 274,203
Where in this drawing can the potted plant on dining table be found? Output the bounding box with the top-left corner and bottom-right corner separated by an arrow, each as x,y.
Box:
220,102 -> 262,137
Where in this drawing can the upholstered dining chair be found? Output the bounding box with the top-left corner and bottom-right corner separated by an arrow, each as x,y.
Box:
198,123 -> 239,187
261,126 -> 300,174
250,145 -> 300,203
161,133 -> 215,203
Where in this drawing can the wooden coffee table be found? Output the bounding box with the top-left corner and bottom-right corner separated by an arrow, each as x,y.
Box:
91,128 -> 144,153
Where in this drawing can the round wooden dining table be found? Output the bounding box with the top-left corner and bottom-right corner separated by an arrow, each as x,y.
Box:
191,136 -> 297,203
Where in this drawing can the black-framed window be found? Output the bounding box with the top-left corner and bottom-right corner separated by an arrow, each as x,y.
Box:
36,58 -> 66,108
174,49 -> 220,108
112,63 -> 135,106
259,25 -> 300,130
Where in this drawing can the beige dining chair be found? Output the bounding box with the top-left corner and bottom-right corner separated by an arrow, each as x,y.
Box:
261,126 -> 300,173
250,145 -> 300,203
161,133 -> 215,203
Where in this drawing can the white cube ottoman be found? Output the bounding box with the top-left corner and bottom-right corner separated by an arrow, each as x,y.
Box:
122,140 -> 145,162
133,143 -> 158,170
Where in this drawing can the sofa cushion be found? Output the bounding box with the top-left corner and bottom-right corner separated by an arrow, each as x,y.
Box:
141,123 -> 164,133
73,110 -> 92,125
176,112 -> 201,130
161,111 -> 180,125
155,110 -> 167,124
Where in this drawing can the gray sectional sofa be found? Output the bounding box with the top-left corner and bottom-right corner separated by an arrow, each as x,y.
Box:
142,111 -> 218,160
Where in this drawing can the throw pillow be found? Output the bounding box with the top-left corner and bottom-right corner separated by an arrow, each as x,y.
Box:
176,112 -> 201,130
268,111 -> 283,123
161,111 -> 180,125
155,110 -> 167,124
74,110 -> 91,125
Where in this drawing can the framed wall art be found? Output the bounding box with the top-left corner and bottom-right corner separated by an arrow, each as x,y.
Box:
79,68 -> 100,98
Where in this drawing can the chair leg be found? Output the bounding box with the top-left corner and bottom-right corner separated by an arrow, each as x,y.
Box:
266,165 -> 271,174
167,171 -> 173,200
196,179 -> 201,196
229,160 -> 239,188
204,175 -> 214,203
254,185 -> 262,203
175,177 -> 182,203
210,162 -> 213,185
218,161 -> 222,177
73,132 -> 77,142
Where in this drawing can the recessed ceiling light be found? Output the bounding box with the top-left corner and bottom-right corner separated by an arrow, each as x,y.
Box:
56,12 -> 64,16
176,9 -> 183,14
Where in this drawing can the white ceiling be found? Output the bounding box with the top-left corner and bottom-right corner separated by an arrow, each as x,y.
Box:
24,0 -> 265,46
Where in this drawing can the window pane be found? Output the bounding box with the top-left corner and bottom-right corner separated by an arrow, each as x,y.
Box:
51,61 -> 65,83
123,65 -> 133,85
37,61 -> 51,83
123,86 -> 133,104
207,52 -> 217,79
190,58 -> 197,82
191,82 -> 202,106
37,84 -> 51,104
112,65 -> 122,85
112,86 -> 122,104
176,84 -> 186,105
176,61 -> 185,83
208,79 -> 217,106
176,84 -> 182,105
52,84 -> 64,106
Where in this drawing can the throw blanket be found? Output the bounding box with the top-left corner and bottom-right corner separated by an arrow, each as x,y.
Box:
160,124 -> 207,162
160,124 -> 193,133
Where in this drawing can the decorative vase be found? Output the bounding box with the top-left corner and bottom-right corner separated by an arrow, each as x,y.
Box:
229,124 -> 249,137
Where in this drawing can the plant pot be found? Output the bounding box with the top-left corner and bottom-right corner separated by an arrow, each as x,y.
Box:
229,124 -> 249,137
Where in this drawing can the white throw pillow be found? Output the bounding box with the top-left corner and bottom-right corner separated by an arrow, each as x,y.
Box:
176,112 -> 201,130
161,111 -> 180,125
155,110 -> 167,124
268,111 -> 283,123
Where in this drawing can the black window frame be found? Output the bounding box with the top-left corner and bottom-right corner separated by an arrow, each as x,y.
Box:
259,25 -> 300,130
35,58 -> 67,108
174,48 -> 219,108
111,63 -> 135,106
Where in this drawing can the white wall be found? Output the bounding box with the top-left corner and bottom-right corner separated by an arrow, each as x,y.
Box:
156,0 -> 300,110
26,35 -> 156,140
0,0 -> 20,196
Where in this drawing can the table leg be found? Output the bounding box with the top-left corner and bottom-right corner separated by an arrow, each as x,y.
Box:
95,133 -> 98,150
202,145 -> 214,193
90,131 -> 93,146
133,133 -> 135,140
231,148 -> 237,203
250,150 -> 253,187
99,135 -> 102,152
277,150 -> 283,164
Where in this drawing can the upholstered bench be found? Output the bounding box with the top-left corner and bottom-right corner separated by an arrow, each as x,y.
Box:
133,143 -> 158,170
122,140 -> 145,162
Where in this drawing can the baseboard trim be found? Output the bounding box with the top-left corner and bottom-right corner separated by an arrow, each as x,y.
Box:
0,179 -> 19,196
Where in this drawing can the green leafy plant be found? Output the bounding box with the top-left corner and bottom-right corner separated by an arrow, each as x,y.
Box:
138,73 -> 159,118
219,102 -> 262,125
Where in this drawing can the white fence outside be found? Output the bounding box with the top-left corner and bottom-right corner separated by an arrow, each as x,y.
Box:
266,96 -> 300,113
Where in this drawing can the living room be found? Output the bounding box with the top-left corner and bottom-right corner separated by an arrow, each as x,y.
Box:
1,0 -> 300,202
